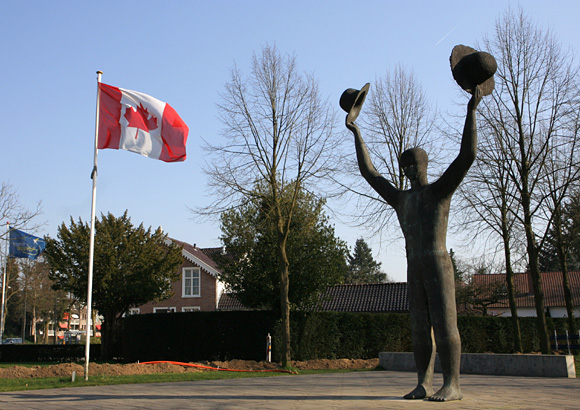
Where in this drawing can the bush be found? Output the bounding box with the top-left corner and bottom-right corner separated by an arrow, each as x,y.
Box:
0,344 -> 101,363
121,311 -> 277,363
118,312 -> 580,362
1,314 -> 578,362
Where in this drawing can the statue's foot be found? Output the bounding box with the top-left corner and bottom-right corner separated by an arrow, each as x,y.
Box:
429,385 -> 463,402
404,384 -> 433,400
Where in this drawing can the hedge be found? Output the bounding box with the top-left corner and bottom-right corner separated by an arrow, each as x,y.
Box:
121,311 -> 580,363
0,344 -> 101,363
2,312 -> 577,362
121,311 -> 278,362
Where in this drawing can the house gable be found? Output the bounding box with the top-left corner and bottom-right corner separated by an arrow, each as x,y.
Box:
165,238 -> 221,278
137,239 -> 225,313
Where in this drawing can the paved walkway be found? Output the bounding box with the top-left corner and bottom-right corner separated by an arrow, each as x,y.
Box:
0,370 -> 578,410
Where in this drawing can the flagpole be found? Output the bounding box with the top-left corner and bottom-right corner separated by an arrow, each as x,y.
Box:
85,70 -> 102,380
0,222 -> 9,344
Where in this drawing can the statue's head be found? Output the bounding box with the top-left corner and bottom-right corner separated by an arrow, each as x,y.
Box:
400,148 -> 428,185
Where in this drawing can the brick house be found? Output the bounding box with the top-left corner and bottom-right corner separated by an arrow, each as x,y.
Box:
471,271 -> 580,317
135,239 -> 226,314
134,237 -> 410,315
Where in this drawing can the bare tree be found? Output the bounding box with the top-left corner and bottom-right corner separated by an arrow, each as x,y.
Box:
0,182 -> 43,233
16,258 -> 63,343
201,45 -> 338,366
540,108 -> 580,342
458,129 -> 525,351
476,7 -> 580,354
0,183 -> 42,338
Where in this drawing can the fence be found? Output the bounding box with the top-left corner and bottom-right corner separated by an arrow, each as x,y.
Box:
550,330 -> 580,354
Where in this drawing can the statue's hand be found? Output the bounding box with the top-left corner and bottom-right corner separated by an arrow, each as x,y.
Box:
345,116 -> 357,133
468,85 -> 483,111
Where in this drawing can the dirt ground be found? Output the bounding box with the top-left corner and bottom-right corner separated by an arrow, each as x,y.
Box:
0,358 -> 379,379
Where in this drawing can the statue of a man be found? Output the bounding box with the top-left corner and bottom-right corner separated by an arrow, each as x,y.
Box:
341,46 -> 496,402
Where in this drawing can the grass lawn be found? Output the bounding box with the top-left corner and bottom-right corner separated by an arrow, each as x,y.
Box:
0,367 -> 370,393
0,356 -> 577,393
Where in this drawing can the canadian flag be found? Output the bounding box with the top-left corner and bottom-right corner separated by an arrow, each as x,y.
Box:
98,83 -> 189,162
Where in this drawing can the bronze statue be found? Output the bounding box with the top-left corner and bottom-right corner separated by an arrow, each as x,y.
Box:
341,45 -> 496,402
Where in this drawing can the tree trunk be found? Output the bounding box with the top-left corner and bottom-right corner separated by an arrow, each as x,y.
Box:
554,211 -> 577,351
518,139 -> 550,353
500,214 -> 523,352
101,311 -> 117,360
32,306 -> 37,344
42,322 -> 48,344
526,237 -> 551,354
277,229 -> 291,367
505,264 -> 523,352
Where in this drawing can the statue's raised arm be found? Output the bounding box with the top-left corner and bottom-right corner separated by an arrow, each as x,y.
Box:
341,84 -> 401,207
435,45 -> 497,198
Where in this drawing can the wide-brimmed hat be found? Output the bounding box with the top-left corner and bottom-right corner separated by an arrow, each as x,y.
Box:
450,45 -> 497,96
340,83 -> 370,123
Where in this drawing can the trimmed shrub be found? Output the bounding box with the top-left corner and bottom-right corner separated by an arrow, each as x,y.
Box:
0,344 -> 101,363
6,312 -> 574,363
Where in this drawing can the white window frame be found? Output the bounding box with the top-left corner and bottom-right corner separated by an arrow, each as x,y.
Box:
153,307 -> 176,313
182,306 -> 201,312
182,267 -> 201,298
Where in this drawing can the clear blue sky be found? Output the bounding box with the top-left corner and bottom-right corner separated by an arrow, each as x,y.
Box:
1,1 -> 579,282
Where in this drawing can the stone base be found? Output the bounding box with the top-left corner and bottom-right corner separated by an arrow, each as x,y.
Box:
379,352 -> 576,378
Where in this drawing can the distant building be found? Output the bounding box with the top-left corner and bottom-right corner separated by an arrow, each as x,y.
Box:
133,237 -> 410,315
471,271 -> 580,318
47,305 -> 102,344
135,239 -> 226,314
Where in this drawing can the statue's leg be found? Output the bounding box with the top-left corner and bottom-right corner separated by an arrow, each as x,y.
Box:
428,261 -> 463,402
404,279 -> 435,400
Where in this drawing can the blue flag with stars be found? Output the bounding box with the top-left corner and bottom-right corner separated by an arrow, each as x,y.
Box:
9,229 -> 46,260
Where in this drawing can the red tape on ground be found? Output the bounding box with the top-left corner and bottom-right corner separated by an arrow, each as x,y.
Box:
141,361 -> 295,374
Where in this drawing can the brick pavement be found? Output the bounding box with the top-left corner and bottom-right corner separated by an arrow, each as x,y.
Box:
0,370 -> 578,410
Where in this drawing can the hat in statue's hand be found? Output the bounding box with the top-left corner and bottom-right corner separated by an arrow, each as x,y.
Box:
340,83 -> 370,123
450,45 -> 497,96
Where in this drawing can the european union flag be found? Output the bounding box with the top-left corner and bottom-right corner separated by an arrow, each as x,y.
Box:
9,229 -> 46,260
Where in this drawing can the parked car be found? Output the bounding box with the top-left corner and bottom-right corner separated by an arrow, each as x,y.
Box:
2,338 -> 23,344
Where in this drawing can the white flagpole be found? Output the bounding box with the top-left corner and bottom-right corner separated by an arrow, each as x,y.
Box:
85,70 -> 102,380
0,222 -> 9,343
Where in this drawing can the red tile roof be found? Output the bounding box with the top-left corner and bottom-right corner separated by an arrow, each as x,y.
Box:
315,282 -> 409,313
217,293 -> 249,311
168,238 -> 222,276
218,283 -> 409,313
471,271 -> 580,308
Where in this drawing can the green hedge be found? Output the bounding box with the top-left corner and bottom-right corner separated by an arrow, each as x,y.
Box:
1,313 -> 577,362
277,313 -> 580,360
121,311 -> 278,362
276,312 -> 412,361
0,344 -> 101,363
120,311 -> 579,363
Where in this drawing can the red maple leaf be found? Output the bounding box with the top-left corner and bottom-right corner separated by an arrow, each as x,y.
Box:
124,103 -> 158,139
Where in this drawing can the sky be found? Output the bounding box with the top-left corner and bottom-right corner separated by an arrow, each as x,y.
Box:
1,1 -> 579,282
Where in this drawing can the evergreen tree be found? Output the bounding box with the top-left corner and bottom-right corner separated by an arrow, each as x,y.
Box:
44,211 -> 183,359
540,191 -> 580,272
216,183 -> 347,311
449,248 -> 465,283
345,239 -> 388,283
